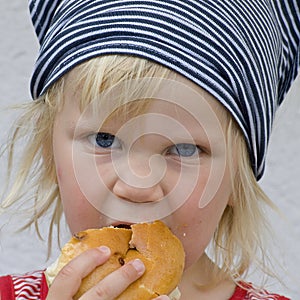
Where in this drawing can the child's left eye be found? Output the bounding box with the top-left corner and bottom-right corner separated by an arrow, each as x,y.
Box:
165,143 -> 201,158
88,132 -> 122,149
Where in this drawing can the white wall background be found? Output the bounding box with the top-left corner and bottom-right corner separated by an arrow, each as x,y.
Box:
0,2 -> 299,298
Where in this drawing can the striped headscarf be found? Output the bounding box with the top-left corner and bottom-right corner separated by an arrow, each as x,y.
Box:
29,0 -> 300,179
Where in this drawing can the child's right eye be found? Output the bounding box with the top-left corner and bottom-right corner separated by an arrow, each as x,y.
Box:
88,132 -> 122,149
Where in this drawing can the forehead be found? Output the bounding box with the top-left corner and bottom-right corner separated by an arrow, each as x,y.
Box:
63,67 -> 229,128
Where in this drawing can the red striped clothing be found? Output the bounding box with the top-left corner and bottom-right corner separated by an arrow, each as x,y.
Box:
0,270 -> 290,299
0,271 -> 48,300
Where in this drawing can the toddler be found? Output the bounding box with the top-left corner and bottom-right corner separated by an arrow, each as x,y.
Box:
1,0 -> 299,299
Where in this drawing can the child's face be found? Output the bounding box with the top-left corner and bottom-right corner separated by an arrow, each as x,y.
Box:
52,70 -> 235,268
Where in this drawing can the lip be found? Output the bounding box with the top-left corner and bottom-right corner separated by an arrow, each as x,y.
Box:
111,222 -> 134,229
110,220 -> 170,230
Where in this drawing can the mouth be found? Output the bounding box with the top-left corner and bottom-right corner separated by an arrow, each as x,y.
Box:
112,223 -> 132,229
112,221 -> 169,231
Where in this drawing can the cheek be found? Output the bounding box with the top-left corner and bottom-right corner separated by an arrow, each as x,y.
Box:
172,199 -> 228,268
55,157 -> 107,233
54,149 -> 117,233
168,168 -> 232,268
171,202 -> 214,267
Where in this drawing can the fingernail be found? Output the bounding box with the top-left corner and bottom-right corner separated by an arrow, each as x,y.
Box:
131,259 -> 145,275
97,245 -> 110,255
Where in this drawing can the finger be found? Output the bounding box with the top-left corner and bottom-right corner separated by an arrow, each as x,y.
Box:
46,246 -> 111,300
80,258 -> 145,300
154,296 -> 170,300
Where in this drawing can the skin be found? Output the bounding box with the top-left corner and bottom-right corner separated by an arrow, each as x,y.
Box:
48,70 -> 236,299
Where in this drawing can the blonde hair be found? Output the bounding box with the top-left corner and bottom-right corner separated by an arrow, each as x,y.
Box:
212,116 -> 278,285
1,55 -> 276,284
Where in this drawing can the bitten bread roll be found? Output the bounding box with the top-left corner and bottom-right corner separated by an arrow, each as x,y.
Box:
45,220 -> 185,300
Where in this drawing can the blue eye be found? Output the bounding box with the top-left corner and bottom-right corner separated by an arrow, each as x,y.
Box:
96,132 -> 115,148
89,132 -> 121,149
166,143 -> 200,157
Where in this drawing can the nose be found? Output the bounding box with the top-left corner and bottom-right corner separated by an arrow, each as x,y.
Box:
112,179 -> 164,203
111,152 -> 165,203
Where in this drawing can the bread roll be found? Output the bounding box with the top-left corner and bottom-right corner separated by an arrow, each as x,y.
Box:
45,221 -> 185,300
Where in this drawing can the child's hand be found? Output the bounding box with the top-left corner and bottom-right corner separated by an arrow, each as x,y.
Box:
46,245 -> 149,299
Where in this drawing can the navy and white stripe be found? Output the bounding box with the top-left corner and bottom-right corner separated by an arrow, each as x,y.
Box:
28,0 -> 300,179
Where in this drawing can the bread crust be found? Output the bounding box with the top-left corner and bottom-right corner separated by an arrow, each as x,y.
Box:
51,221 -> 185,300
